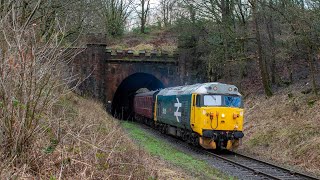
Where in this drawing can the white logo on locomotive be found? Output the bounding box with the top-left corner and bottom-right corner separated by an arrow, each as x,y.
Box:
174,98 -> 182,122
162,108 -> 166,114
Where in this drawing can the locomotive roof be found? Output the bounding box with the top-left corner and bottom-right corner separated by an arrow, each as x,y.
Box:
157,82 -> 241,96
135,90 -> 158,97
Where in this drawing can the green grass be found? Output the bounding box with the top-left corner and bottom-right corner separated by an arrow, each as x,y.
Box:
122,121 -> 235,180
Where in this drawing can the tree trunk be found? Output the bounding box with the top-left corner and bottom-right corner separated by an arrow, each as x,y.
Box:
266,0 -> 277,84
141,19 -> 145,33
252,0 -> 273,96
140,0 -> 145,33
308,46 -> 318,96
221,0 -> 229,63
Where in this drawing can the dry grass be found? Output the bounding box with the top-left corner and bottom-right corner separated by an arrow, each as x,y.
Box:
131,44 -> 155,51
0,94 -> 191,179
239,82 -> 320,176
108,29 -> 178,53
108,43 -> 177,54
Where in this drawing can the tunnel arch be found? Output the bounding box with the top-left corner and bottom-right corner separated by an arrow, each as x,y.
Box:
111,73 -> 164,119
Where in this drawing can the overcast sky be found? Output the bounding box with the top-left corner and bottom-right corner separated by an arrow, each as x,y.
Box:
127,0 -> 161,29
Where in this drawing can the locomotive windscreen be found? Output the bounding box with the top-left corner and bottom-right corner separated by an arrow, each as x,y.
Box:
224,96 -> 242,107
202,95 -> 242,108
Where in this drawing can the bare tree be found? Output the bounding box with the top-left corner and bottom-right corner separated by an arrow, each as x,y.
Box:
101,0 -> 132,36
133,0 -> 150,33
159,0 -> 177,27
0,0 -> 79,161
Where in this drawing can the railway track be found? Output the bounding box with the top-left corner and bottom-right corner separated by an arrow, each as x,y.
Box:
132,122 -> 319,180
205,151 -> 318,180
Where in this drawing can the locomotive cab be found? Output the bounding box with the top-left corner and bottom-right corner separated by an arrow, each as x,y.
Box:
190,85 -> 244,150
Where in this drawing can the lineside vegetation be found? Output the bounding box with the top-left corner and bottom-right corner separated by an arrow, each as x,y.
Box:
122,121 -> 233,179
240,82 -> 320,176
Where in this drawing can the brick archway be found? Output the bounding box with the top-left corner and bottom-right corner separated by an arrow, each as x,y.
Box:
69,43 -> 182,112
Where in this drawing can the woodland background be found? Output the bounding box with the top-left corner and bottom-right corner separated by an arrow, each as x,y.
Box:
0,0 -> 319,179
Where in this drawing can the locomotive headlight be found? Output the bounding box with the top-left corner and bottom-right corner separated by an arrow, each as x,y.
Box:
228,87 -> 232,91
221,114 -> 225,118
234,125 -> 239,129
233,113 -> 240,119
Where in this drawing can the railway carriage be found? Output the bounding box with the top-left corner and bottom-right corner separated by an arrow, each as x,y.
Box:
133,82 -> 244,150
133,91 -> 158,124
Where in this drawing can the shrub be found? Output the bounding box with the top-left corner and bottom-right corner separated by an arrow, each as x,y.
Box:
0,8 -> 77,164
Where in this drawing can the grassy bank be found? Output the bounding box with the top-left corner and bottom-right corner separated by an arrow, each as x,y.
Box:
0,94 -> 192,179
240,83 -> 320,176
122,121 -> 232,180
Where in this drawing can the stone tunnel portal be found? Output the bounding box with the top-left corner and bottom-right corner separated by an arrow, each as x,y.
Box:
111,73 -> 164,119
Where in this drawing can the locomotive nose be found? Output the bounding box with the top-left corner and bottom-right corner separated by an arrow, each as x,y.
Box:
212,108 -> 244,131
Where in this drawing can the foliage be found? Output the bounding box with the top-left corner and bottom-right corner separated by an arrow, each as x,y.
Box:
172,0 -> 320,96
131,25 -> 156,34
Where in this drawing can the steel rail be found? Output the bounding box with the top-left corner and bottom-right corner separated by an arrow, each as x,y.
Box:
202,150 -> 283,179
227,152 -> 319,180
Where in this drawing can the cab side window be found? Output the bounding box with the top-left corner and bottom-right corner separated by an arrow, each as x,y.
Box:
157,102 -> 162,116
196,95 -> 201,107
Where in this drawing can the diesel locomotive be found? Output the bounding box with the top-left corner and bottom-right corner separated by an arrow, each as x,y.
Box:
133,82 -> 244,150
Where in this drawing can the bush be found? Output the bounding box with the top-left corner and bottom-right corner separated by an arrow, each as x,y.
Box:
0,9 -> 77,164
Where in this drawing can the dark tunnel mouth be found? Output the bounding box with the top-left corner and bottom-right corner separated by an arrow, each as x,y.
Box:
111,73 -> 164,119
